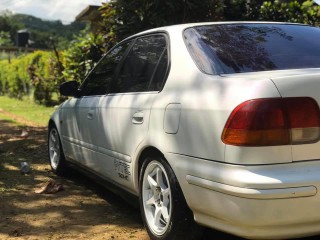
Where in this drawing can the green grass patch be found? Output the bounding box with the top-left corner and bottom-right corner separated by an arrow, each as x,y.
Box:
0,96 -> 56,126
0,112 -> 26,127
0,112 -> 17,123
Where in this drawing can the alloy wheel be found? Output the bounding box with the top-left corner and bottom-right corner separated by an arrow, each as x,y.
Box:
49,128 -> 60,170
142,160 -> 172,236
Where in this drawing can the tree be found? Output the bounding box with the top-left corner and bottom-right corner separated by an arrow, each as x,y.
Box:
260,0 -> 320,25
0,12 -> 86,49
62,32 -> 105,83
0,31 -> 12,46
99,0 -> 225,43
99,0 -> 319,46
0,13 -> 23,45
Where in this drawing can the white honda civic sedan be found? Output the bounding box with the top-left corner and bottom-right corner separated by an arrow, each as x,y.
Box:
48,22 -> 320,239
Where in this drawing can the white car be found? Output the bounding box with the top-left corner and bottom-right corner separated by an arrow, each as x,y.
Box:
48,22 -> 320,240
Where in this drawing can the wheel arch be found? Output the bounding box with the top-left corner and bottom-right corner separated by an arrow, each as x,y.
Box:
48,108 -> 62,133
48,118 -> 56,129
134,146 -> 185,198
133,146 -> 162,191
137,146 -> 164,177
136,146 -> 202,239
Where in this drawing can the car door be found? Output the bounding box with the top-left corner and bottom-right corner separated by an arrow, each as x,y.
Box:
95,34 -> 169,187
61,42 -> 131,171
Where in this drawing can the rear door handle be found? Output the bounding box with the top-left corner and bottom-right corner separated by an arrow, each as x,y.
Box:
87,110 -> 95,120
132,111 -> 144,124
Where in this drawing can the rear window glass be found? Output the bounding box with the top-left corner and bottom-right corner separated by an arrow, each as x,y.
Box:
184,24 -> 320,74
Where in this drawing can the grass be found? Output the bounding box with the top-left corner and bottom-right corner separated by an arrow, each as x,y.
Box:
0,96 -> 57,126
0,112 -> 27,128
0,112 -> 17,123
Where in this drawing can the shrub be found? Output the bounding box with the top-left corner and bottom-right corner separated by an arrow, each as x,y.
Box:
260,0 -> 320,26
0,51 -> 60,104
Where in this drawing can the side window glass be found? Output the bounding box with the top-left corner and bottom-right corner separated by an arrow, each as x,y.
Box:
149,49 -> 169,91
81,42 -> 131,96
111,35 -> 167,93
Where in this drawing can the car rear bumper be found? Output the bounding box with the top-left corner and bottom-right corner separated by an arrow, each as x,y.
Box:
167,153 -> 320,239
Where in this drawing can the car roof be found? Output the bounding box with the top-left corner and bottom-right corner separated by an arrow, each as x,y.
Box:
123,21 -> 307,39
108,21 -> 310,47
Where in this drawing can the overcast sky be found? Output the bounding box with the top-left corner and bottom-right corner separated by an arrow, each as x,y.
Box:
0,0 -> 106,24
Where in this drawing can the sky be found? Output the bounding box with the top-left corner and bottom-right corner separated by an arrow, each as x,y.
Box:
0,0 -> 105,24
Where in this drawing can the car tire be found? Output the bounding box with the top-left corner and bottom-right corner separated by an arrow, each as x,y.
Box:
139,155 -> 202,240
48,125 -> 67,175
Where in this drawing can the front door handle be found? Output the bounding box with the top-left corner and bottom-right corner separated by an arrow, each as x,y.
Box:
132,111 -> 144,124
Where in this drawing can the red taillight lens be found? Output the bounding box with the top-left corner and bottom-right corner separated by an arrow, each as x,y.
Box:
285,98 -> 320,128
222,97 -> 320,146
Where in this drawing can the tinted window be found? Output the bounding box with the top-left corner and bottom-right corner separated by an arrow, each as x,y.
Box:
81,42 -> 131,96
184,24 -> 320,74
149,49 -> 169,91
111,35 -> 167,93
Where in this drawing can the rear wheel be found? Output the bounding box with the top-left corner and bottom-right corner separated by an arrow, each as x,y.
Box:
48,126 -> 67,175
139,156 -> 202,240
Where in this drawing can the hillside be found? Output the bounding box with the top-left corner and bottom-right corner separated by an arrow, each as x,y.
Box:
0,12 -> 86,49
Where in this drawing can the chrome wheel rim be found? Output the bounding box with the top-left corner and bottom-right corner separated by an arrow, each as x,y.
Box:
142,160 -> 172,236
49,128 -> 60,170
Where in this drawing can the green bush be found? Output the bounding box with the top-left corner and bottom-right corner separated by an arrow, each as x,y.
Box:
0,32 -> 105,105
0,51 -> 60,104
62,32 -> 105,83
260,0 -> 320,25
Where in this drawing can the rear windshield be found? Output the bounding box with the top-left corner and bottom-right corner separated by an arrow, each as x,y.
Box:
184,24 -> 320,74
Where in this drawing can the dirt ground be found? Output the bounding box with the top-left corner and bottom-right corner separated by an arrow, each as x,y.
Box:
0,118 -> 150,240
0,116 -> 235,240
0,116 -> 319,240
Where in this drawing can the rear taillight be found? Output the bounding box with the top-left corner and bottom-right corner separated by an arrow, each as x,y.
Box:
222,97 -> 320,146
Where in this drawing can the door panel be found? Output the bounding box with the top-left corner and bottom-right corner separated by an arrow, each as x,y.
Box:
61,34 -> 169,191
92,34 -> 168,186
61,41 -> 132,171
95,93 -> 156,187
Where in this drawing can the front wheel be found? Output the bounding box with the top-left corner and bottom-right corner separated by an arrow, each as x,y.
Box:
48,126 -> 67,175
139,156 -> 202,240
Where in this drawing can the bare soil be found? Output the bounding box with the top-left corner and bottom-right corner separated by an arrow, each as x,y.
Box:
0,119 -> 149,240
0,116 -> 319,240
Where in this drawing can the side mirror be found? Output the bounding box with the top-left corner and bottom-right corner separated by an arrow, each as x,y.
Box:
59,81 -> 79,97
